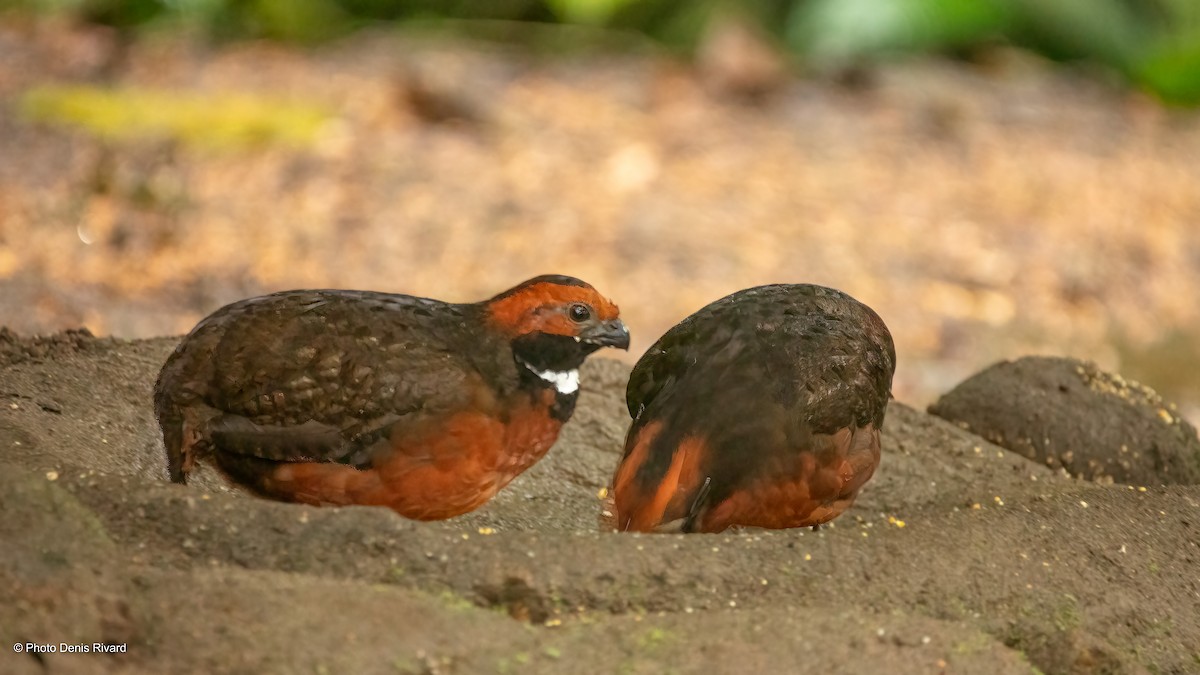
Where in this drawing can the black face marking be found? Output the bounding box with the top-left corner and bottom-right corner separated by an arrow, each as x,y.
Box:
511,333 -> 600,373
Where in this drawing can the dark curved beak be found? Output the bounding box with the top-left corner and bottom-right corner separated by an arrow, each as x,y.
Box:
580,319 -> 630,350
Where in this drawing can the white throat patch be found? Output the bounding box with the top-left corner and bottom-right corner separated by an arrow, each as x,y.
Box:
522,361 -> 580,395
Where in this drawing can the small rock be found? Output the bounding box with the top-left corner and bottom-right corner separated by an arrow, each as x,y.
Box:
929,356 -> 1200,485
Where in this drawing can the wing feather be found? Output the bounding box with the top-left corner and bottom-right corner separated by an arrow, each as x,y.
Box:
157,289 -> 508,468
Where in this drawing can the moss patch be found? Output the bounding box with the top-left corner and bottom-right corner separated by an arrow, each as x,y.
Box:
20,85 -> 333,150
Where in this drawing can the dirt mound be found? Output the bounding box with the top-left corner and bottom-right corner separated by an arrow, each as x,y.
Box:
929,356 -> 1200,486
3,332 -> 1199,674
0,327 -> 97,366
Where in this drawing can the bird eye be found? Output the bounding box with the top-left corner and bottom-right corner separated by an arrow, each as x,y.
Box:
568,303 -> 592,322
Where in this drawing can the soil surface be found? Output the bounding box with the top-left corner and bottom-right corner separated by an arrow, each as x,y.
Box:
3,331 -> 1200,674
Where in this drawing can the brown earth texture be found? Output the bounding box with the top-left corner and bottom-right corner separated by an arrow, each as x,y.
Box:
2,331 -> 1199,675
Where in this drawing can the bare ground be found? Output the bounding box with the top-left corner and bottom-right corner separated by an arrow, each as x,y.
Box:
2,332 -> 1199,674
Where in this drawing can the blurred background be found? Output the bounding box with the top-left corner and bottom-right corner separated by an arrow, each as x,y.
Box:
1,0 -> 1198,420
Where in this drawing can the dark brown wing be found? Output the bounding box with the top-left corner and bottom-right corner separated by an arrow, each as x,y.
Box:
624,297 -> 746,424
154,289 -> 509,473
627,284 -> 894,430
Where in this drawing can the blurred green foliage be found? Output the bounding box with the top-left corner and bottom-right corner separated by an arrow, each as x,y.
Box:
5,0 -> 1200,103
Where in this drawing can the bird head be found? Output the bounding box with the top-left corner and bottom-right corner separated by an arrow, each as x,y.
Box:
485,275 -> 630,373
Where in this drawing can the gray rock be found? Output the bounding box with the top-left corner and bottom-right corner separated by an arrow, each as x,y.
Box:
929,356 -> 1200,485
